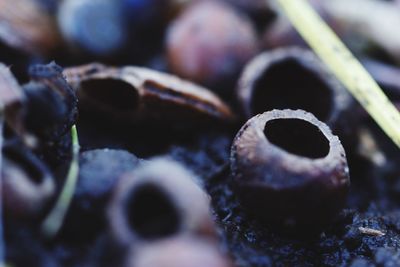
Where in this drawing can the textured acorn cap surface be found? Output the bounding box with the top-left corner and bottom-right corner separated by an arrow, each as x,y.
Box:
64,63 -> 234,123
231,109 -> 350,230
237,47 -> 352,132
107,158 -> 216,247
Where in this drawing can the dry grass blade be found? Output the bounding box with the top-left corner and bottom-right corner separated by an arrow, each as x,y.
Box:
41,125 -> 80,238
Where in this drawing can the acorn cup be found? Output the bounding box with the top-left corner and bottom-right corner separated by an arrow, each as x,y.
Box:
2,141 -> 55,219
166,0 -> 258,94
0,0 -> 61,56
64,63 -> 234,126
230,109 -> 350,233
236,47 -> 354,142
107,158 -> 216,249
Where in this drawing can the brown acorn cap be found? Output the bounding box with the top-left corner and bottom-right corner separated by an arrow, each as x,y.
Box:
64,63 -> 234,124
231,109 -> 350,231
237,47 -> 353,135
107,157 -> 216,248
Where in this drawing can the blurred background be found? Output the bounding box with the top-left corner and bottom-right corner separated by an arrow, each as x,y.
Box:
1,0 -> 398,100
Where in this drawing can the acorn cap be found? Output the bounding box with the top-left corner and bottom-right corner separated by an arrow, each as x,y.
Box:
107,157 -> 216,248
237,47 -> 353,134
231,109 -> 350,231
64,63 -> 234,124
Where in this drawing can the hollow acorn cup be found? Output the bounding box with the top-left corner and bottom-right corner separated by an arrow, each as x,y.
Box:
64,63 -> 234,124
107,158 -> 216,248
231,109 -> 350,231
237,47 -> 352,135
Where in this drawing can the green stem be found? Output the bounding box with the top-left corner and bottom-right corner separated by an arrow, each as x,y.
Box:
41,125 -> 80,238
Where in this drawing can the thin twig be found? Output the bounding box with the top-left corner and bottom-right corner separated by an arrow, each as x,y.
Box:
41,125 -> 80,238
